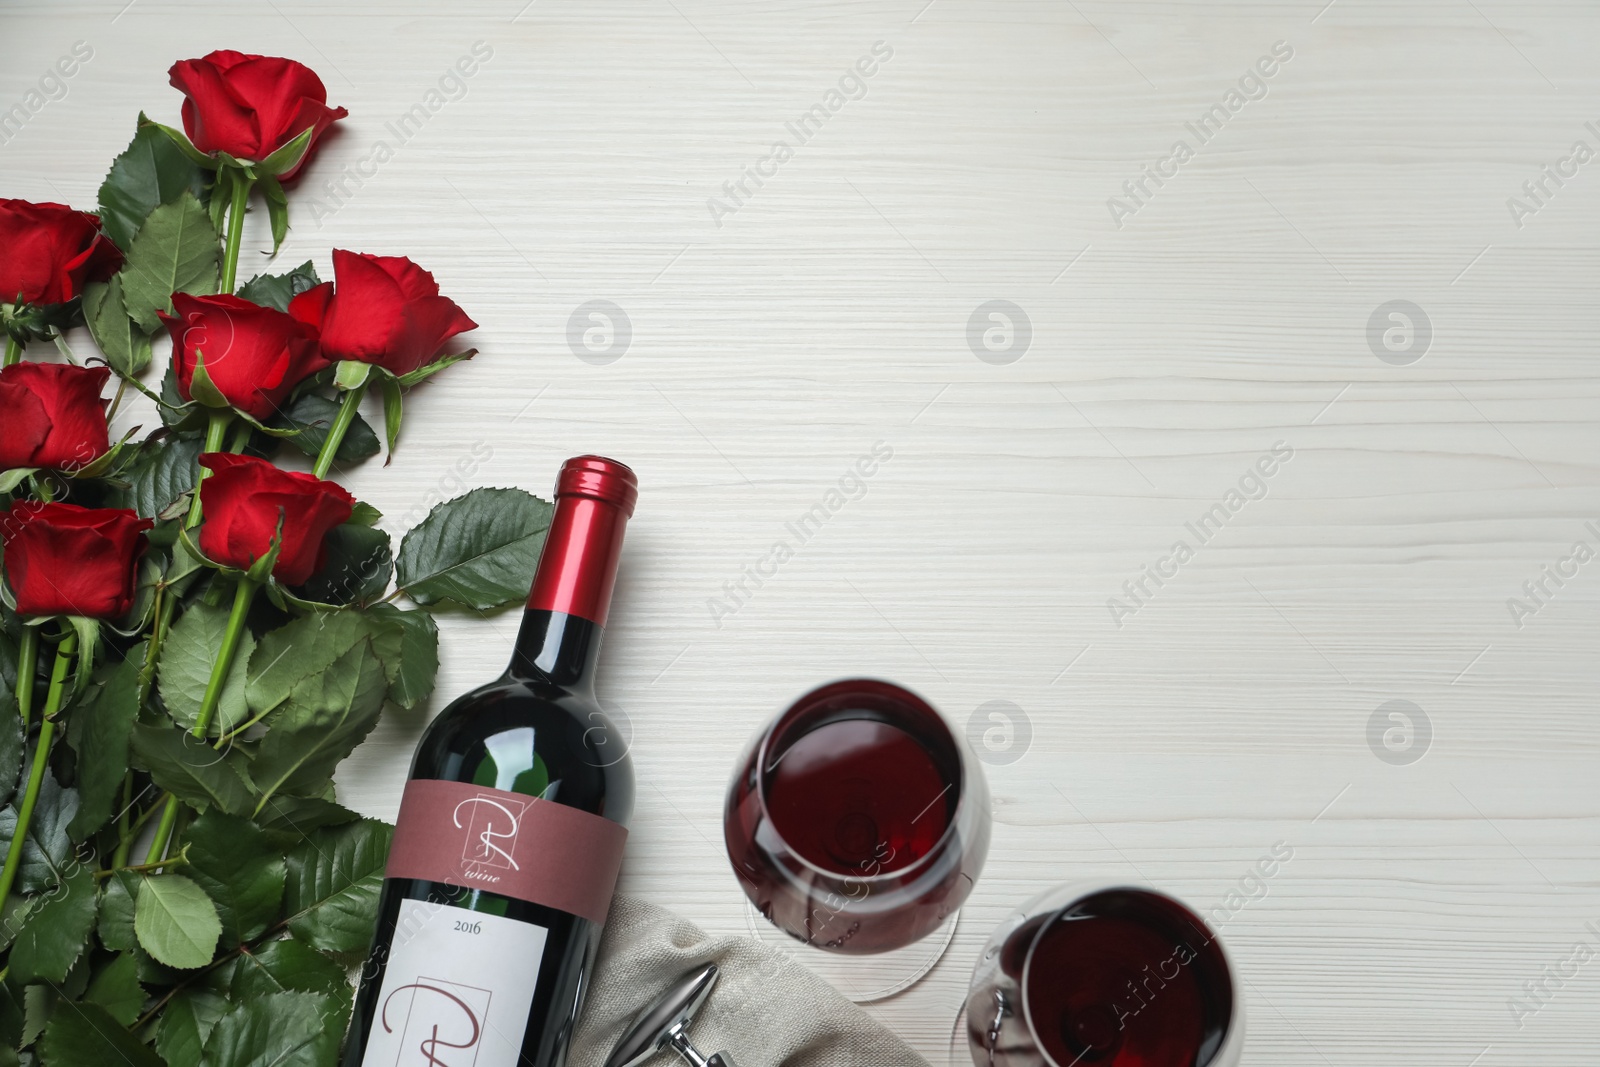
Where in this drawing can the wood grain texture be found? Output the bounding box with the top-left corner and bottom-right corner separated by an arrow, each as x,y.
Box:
5,1 -> 1599,1061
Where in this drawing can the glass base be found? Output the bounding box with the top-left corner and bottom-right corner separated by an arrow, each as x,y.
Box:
946,1000 -> 972,1066
740,900 -> 961,1003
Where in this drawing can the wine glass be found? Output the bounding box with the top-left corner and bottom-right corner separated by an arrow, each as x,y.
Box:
723,678 -> 992,1001
964,881 -> 1244,1067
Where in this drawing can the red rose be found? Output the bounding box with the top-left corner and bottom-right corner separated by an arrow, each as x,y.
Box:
197,453 -> 354,585
1,502 -> 151,619
303,250 -> 477,376
0,362 -> 112,471
0,199 -> 122,307
160,292 -> 329,421
168,51 -> 347,178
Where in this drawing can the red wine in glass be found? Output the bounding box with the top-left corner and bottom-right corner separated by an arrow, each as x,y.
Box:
967,885 -> 1241,1067
725,679 -> 991,955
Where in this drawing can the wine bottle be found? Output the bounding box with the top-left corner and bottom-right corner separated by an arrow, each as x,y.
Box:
343,455 -> 638,1067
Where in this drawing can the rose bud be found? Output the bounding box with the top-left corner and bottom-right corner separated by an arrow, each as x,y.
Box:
167,51 -> 347,178
160,292 -> 329,421
0,199 -> 122,307
197,453 -> 355,585
0,501 -> 152,619
0,362 -> 112,472
302,250 -> 477,376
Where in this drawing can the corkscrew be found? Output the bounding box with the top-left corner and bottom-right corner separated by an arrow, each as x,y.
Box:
604,962 -> 742,1067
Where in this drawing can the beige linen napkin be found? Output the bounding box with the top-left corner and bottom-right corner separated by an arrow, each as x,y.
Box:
570,895 -> 931,1067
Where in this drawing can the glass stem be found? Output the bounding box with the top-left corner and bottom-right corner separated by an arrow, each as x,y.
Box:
0,631 -> 77,904
312,380 -> 365,479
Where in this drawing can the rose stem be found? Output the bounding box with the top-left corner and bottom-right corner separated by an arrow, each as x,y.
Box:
143,574 -> 259,867
49,328 -> 75,364
311,381 -> 366,479
190,575 -> 259,741
137,585 -> 166,707
1,336 -> 21,368
107,378 -> 128,422
219,174 -> 254,294
183,409 -> 233,528
112,791 -> 168,871
14,628 -> 37,730
0,629 -> 78,904
109,773 -> 135,870
145,407 -> 244,868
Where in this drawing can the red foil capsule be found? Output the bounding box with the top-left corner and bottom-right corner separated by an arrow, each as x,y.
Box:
526,455 -> 637,627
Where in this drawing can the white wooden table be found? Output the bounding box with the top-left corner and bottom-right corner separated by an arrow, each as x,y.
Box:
7,1 -> 1599,1062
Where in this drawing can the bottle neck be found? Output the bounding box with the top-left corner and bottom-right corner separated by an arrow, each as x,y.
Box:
509,466 -> 633,690
508,609 -> 603,691
526,491 -> 628,627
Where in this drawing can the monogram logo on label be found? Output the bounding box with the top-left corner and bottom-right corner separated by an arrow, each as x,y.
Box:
380,978 -> 492,1067
453,794 -> 530,872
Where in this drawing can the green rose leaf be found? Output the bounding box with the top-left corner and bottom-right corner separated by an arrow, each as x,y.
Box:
20,985 -> 49,1049
116,433 -> 202,519
83,275 -> 153,378
281,818 -> 392,958
40,1001 -> 164,1067
236,260 -> 320,313
0,894 -> 35,953
249,639 -> 388,808
293,523 -> 392,607
66,654 -> 141,840
245,611 -> 397,719
220,940 -> 352,1062
367,603 -> 439,710
117,191 -> 221,332
156,988 -> 230,1067
183,810 -> 286,948
222,940 -> 350,1067
0,772 -> 79,892
198,990 -> 331,1067
0,705 -> 21,809
97,869 -> 141,952
0,983 -> 21,1051
396,487 -> 554,609
0,630 -> 17,691
128,723 -> 257,815
158,597 -> 257,736
98,116 -> 212,252
252,796 -> 362,846
273,392 -> 380,465
135,872 -> 223,969
83,952 -> 146,1025
7,864 -> 96,985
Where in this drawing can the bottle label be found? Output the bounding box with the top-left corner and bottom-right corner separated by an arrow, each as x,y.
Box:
386,779 -> 627,925
360,898 -> 547,1067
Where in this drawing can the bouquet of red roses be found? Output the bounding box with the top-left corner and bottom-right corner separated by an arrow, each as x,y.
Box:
0,52 -> 553,1067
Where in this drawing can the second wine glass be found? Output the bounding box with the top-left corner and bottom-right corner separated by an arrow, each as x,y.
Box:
724,678 -> 992,999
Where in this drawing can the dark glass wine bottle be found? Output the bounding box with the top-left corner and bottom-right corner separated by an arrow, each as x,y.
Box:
342,456 -> 637,1067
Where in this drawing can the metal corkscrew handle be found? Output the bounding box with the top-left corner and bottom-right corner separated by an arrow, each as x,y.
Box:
604,963 -> 742,1067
